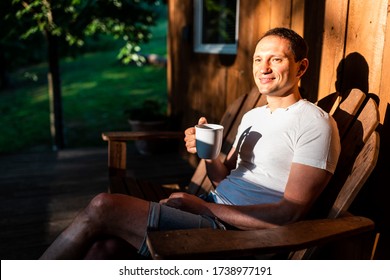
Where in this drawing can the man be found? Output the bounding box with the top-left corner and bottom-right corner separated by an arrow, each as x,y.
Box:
40,27 -> 340,259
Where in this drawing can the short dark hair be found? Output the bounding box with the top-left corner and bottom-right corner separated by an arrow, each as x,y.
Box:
259,27 -> 308,62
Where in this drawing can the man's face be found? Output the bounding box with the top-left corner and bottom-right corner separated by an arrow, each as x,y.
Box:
252,35 -> 304,97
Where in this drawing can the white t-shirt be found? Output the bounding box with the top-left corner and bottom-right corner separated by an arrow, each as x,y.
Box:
212,99 -> 341,206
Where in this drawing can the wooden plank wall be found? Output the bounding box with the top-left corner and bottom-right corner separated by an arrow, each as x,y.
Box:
168,0 -> 390,259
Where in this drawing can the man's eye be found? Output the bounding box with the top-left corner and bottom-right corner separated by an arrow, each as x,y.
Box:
272,58 -> 282,63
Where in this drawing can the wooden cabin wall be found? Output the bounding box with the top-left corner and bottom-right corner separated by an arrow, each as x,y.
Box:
168,0 -> 307,127
167,0 -> 390,125
167,0 -> 390,259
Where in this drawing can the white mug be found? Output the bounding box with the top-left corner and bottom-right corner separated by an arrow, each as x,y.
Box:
195,124 -> 224,159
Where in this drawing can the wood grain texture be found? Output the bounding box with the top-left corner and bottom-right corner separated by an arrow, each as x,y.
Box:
147,216 -> 374,259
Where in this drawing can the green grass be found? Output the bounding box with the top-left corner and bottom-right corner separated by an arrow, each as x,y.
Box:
0,18 -> 168,154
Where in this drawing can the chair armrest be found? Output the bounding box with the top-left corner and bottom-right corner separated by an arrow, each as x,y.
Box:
146,216 -> 374,259
102,131 -> 183,179
102,131 -> 183,142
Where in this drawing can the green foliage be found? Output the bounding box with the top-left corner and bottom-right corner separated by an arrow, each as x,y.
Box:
0,1 -> 45,71
10,0 -> 164,65
0,17 -> 168,153
0,49 -> 167,153
0,1 -> 168,152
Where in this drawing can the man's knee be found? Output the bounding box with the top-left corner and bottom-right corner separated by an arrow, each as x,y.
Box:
85,193 -> 115,220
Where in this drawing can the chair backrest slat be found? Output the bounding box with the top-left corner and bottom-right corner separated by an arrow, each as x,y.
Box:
306,90 -> 377,218
332,88 -> 366,139
329,131 -> 379,218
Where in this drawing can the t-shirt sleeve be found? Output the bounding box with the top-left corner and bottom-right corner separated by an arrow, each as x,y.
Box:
293,115 -> 340,173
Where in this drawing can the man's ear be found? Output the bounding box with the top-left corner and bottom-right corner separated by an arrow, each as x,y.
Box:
297,58 -> 309,77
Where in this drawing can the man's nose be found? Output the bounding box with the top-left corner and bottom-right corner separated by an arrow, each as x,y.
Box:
260,64 -> 271,74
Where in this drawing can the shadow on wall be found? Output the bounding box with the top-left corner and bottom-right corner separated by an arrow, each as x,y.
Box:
336,52 -> 369,97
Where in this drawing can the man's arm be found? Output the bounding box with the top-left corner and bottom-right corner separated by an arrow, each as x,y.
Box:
163,162 -> 332,230
204,146 -> 238,186
212,163 -> 332,229
184,117 -> 237,185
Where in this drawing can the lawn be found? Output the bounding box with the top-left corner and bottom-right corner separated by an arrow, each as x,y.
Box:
0,17 -> 168,154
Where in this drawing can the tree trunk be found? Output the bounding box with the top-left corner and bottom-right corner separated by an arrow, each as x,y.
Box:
46,31 -> 64,150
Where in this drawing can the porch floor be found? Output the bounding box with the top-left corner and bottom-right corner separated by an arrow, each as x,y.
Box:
0,146 -> 194,259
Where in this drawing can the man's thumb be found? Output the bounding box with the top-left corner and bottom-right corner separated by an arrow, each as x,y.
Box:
198,117 -> 208,125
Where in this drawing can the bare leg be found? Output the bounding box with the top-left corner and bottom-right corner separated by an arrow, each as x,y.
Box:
40,193 -> 150,259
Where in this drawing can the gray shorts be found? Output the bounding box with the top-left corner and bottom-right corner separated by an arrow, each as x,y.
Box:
138,202 -> 225,257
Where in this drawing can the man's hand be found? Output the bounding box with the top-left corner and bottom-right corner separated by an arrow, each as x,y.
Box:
184,117 -> 208,154
160,192 -> 209,215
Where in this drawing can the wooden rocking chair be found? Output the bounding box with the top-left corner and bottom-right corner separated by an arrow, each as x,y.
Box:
102,87 -> 380,259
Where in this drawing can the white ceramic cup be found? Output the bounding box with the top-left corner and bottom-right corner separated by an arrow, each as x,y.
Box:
195,123 -> 224,159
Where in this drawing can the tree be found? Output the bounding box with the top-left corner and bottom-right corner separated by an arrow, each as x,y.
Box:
0,1 -> 41,89
11,0 -> 163,150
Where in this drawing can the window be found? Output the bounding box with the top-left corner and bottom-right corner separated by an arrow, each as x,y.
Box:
194,0 -> 240,54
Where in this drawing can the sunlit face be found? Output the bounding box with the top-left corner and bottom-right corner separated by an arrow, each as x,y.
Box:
252,35 -> 305,97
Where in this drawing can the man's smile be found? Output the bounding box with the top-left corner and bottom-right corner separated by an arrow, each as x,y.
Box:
259,77 -> 275,84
